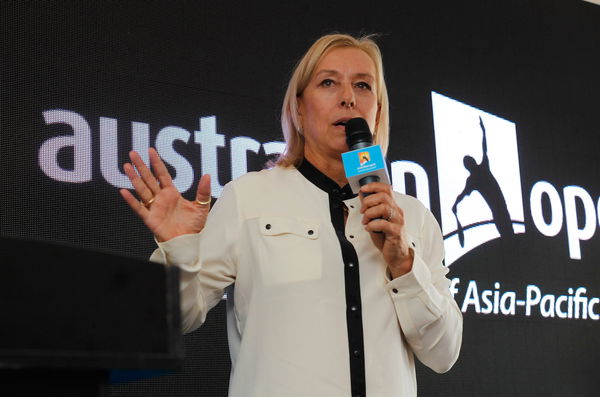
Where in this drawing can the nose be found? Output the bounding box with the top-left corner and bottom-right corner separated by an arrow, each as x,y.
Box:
340,99 -> 354,108
339,82 -> 355,109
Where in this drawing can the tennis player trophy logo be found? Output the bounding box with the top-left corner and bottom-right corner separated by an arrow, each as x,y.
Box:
359,151 -> 371,165
431,92 -> 526,266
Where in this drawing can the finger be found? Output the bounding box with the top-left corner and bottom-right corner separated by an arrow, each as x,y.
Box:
364,217 -> 395,235
365,216 -> 404,236
360,182 -> 392,196
120,188 -> 149,219
194,174 -> 212,207
149,147 -> 174,188
360,191 -> 393,214
124,162 -> 155,203
362,203 -> 390,225
129,150 -> 161,195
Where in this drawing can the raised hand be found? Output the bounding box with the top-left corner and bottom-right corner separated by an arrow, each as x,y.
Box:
119,148 -> 212,242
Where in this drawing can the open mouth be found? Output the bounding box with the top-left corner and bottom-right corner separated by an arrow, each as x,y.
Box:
333,118 -> 350,127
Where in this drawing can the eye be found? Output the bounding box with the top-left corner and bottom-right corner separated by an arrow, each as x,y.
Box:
319,78 -> 335,87
355,81 -> 372,91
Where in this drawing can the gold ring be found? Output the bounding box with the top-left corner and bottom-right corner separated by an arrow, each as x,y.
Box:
196,198 -> 211,206
140,197 -> 155,208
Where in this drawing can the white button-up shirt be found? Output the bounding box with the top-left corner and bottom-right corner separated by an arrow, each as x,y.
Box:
151,163 -> 462,397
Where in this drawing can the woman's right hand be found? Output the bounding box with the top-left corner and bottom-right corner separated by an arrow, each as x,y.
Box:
119,148 -> 212,242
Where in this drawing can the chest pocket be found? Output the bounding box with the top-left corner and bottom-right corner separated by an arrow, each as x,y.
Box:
256,217 -> 322,285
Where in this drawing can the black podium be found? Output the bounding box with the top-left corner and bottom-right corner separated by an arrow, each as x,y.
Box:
0,236 -> 183,396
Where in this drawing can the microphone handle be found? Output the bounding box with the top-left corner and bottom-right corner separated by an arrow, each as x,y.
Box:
359,175 -> 380,198
359,175 -> 384,233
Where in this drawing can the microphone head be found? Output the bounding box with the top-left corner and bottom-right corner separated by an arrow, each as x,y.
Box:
345,117 -> 373,151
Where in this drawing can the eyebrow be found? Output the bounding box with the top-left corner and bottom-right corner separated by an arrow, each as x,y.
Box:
315,70 -> 375,80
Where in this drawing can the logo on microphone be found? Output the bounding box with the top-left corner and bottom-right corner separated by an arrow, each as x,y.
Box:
358,151 -> 371,165
431,91 -> 526,266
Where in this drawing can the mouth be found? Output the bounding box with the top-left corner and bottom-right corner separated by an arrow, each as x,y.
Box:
333,118 -> 351,127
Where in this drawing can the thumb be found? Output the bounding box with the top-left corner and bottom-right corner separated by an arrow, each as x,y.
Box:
195,174 -> 212,206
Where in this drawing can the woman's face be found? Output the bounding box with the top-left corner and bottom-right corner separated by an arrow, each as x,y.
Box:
298,47 -> 380,163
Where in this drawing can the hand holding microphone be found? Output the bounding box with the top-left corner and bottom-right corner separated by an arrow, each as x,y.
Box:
342,118 -> 413,277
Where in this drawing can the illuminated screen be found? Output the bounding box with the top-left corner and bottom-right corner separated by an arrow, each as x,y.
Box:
2,1 -> 599,396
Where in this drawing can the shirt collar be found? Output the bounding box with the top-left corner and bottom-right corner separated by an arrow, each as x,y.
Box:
296,159 -> 357,200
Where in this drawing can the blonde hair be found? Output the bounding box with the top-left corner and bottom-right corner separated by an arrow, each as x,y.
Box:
276,33 -> 390,167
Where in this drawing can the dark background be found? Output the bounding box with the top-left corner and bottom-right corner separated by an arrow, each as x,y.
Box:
2,0 -> 599,396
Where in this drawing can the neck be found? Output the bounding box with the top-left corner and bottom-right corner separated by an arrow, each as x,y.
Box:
304,151 -> 348,188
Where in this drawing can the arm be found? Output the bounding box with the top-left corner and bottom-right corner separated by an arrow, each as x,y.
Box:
386,208 -> 463,373
121,148 -> 238,333
150,182 -> 240,333
359,183 -> 463,372
479,116 -> 490,167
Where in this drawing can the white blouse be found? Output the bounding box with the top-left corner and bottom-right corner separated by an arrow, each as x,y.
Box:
151,163 -> 462,397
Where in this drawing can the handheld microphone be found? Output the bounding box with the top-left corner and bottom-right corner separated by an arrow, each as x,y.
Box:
342,117 -> 390,196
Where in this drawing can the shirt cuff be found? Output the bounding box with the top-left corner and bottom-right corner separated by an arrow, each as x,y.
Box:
154,233 -> 202,272
386,252 -> 447,321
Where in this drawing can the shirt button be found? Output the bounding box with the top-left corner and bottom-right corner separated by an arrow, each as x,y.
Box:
308,229 -> 314,235
353,350 -> 361,357
350,305 -> 358,312
348,235 -> 354,239
265,224 -> 271,230
392,288 -> 399,294
348,262 -> 355,268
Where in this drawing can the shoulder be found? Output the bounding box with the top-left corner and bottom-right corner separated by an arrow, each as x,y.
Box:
221,165 -> 302,201
392,190 -> 428,215
229,166 -> 299,189
392,190 -> 440,231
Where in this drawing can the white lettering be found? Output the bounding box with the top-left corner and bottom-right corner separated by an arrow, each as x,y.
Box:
481,290 -> 493,314
461,281 -> 481,313
194,116 -> 225,197
263,141 -> 286,158
540,294 -> 555,318
574,287 -> 588,319
449,278 -> 460,299
156,126 -> 193,192
500,291 -> 516,315
525,285 -> 541,316
39,109 -> 91,182
530,181 -> 563,237
589,298 -> 600,320
563,185 -> 596,260
231,136 -> 260,180
556,295 -> 568,318
99,117 -> 150,188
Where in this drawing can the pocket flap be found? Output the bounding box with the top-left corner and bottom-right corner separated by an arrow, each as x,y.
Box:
259,217 -> 320,239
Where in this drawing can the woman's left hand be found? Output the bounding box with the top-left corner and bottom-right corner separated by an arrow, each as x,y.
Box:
359,182 -> 414,279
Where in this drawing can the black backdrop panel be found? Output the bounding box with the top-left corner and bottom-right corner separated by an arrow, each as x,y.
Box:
2,1 -> 599,396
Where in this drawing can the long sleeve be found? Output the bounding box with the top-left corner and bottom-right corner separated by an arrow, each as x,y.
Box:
149,182 -> 241,333
386,206 -> 463,373
143,166 -> 462,396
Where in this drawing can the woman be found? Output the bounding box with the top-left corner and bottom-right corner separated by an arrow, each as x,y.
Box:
121,33 -> 462,397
